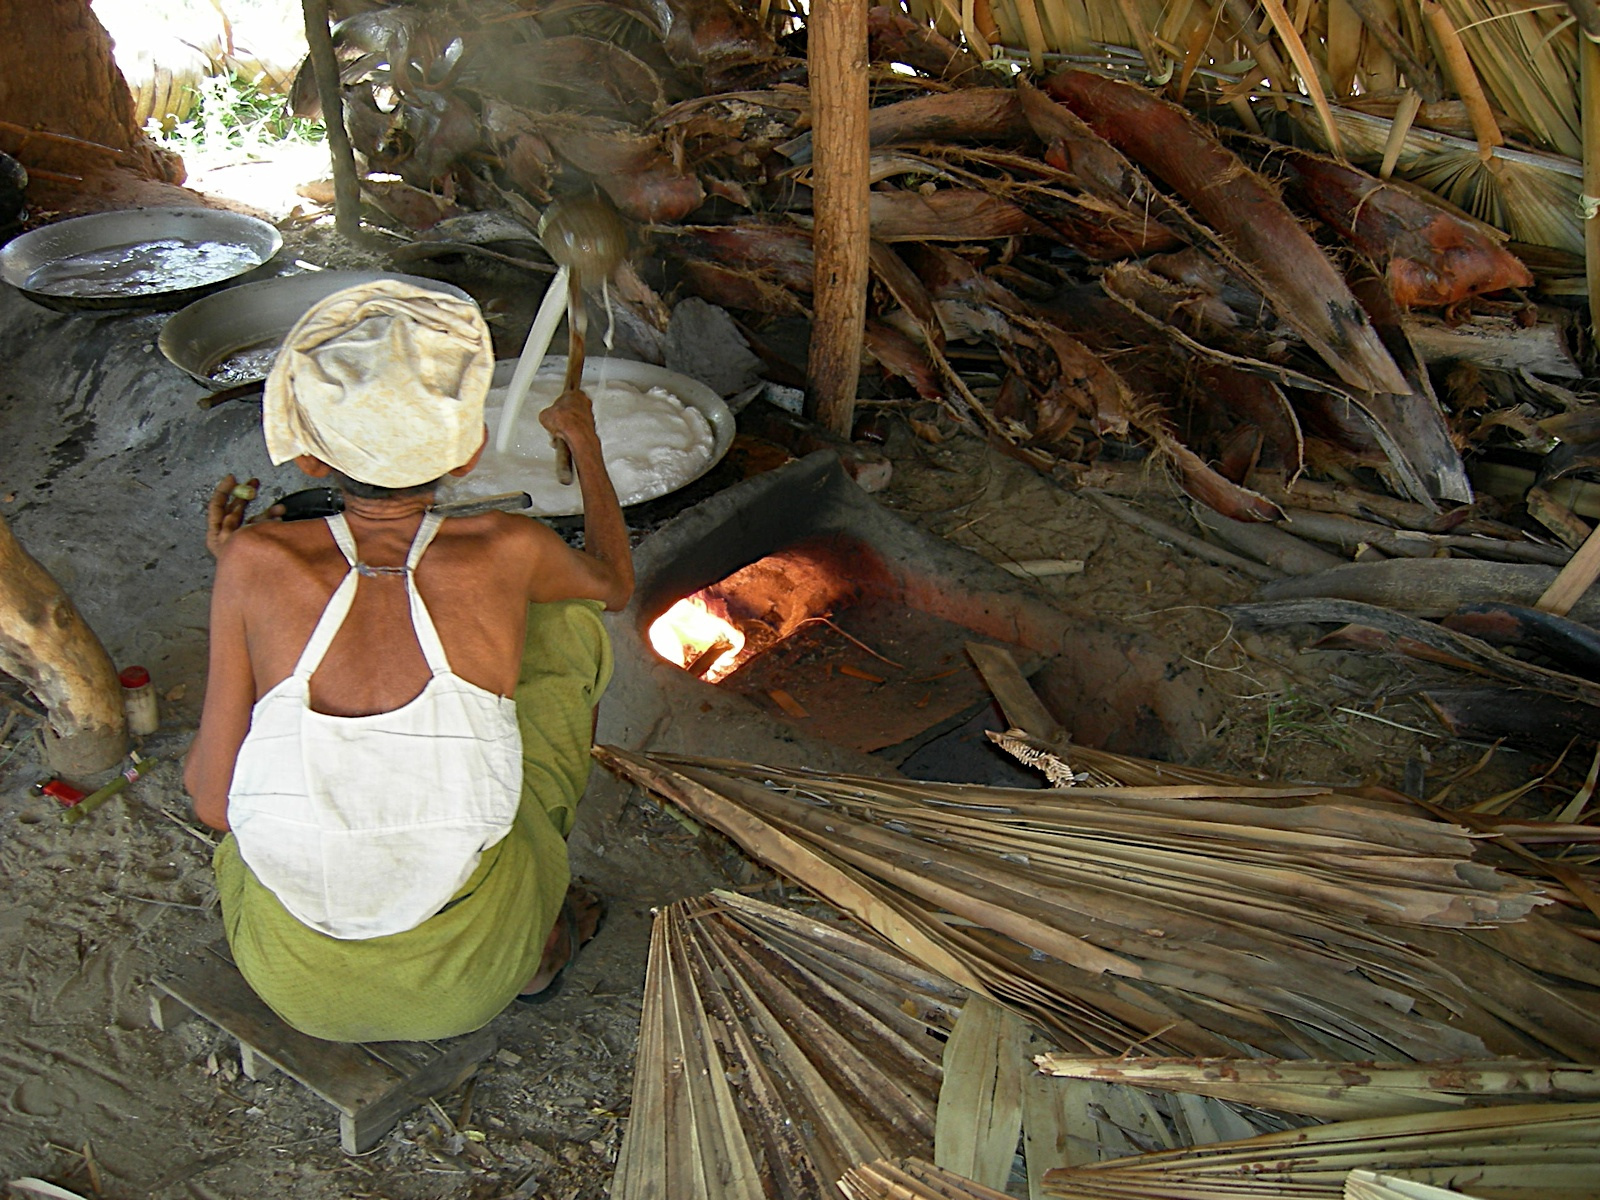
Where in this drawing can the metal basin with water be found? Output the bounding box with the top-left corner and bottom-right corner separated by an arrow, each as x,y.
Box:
0,207 -> 283,312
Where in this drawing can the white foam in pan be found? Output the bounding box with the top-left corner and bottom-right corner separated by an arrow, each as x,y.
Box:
442,357 -> 735,517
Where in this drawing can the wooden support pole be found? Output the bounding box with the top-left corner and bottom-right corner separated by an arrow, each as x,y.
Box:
0,514 -> 126,774
1582,33 -> 1600,347
805,0 -> 870,440
301,0 -> 362,241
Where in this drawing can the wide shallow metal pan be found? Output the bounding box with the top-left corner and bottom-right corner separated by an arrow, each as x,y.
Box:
0,207 -> 283,312
159,270 -> 473,389
448,356 -> 736,518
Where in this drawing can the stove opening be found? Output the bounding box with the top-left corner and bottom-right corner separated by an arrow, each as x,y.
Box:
647,535 -> 868,683
644,533 -> 1022,757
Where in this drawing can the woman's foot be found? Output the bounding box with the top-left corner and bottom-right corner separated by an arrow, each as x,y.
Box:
519,884 -> 605,999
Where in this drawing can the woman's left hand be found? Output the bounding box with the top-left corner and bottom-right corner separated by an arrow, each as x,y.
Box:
206,475 -> 280,557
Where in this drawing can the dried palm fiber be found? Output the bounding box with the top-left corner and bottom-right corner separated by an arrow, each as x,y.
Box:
594,747 -> 1566,1063
1281,99 -> 1585,256
612,890 -> 968,1200
1037,1101 -> 1600,1198
1032,1057 -> 1600,1121
1043,70 -> 1410,400
1273,148 -> 1533,307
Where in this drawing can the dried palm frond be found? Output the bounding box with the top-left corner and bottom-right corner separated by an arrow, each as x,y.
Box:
1433,0 -> 1579,160
1033,1057 -> 1600,1120
595,746 -> 1569,1063
838,1155 -> 1500,1200
1038,1101 -> 1600,1198
612,891 -> 969,1200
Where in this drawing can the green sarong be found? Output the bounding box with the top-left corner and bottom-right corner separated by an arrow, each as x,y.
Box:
213,599 -> 612,1042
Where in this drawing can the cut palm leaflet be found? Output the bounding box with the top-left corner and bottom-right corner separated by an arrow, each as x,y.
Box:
604,772 -> 1600,1198
1032,1102 -> 1600,1198
610,890 -> 965,1199
293,0 -> 1593,520
839,1160 -> 1547,1200
611,892 -> 1305,1199
595,745 -> 1600,1067
1033,1056 -> 1600,1121
837,1101 -> 1600,1198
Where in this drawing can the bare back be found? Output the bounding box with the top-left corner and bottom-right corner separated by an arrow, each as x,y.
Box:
238,513 -> 538,716
185,500 -> 629,834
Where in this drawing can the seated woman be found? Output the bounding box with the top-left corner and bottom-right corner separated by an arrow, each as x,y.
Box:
183,280 -> 632,1041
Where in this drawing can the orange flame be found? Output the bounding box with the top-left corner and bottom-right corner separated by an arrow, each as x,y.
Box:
648,595 -> 745,682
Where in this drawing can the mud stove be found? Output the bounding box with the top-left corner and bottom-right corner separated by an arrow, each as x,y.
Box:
599,453 -> 1221,778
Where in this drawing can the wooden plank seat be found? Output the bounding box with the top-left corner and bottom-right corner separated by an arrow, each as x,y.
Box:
150,944 -> 496,1153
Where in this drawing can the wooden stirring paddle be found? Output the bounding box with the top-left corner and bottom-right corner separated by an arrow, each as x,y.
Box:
537,195 -> 627,484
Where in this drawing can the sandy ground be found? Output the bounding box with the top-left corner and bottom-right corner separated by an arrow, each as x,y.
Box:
0,420 -> 1551,1199
0,180 -> 1572,1195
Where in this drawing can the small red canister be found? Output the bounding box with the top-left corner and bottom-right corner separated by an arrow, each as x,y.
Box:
119,665 -> 159,736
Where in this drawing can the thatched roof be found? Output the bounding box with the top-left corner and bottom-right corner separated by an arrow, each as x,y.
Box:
892,0 -> 1586,257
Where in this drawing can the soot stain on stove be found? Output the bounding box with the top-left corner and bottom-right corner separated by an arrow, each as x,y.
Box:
45,414 -> 97,479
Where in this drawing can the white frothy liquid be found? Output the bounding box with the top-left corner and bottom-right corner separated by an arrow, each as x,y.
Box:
597,281 -> 615,394
467,377 -> 716,515
495,266 -> 570,456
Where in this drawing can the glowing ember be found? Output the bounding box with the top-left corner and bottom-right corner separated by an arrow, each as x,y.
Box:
648,595 -> 746,682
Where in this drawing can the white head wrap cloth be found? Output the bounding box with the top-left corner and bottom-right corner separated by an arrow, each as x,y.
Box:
263,280 -> 494,488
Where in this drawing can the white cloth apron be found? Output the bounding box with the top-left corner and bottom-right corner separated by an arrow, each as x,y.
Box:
228,512 -> 522,940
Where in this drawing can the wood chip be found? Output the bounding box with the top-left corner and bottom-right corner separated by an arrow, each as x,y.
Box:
839,663 -> 886,683
1528,486 -> 1593,552
767,688 -> 810,719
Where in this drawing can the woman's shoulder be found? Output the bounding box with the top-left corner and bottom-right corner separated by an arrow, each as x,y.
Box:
224,517 -> 339,565
440,510 -> 565,554
214,520 -> 343,603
